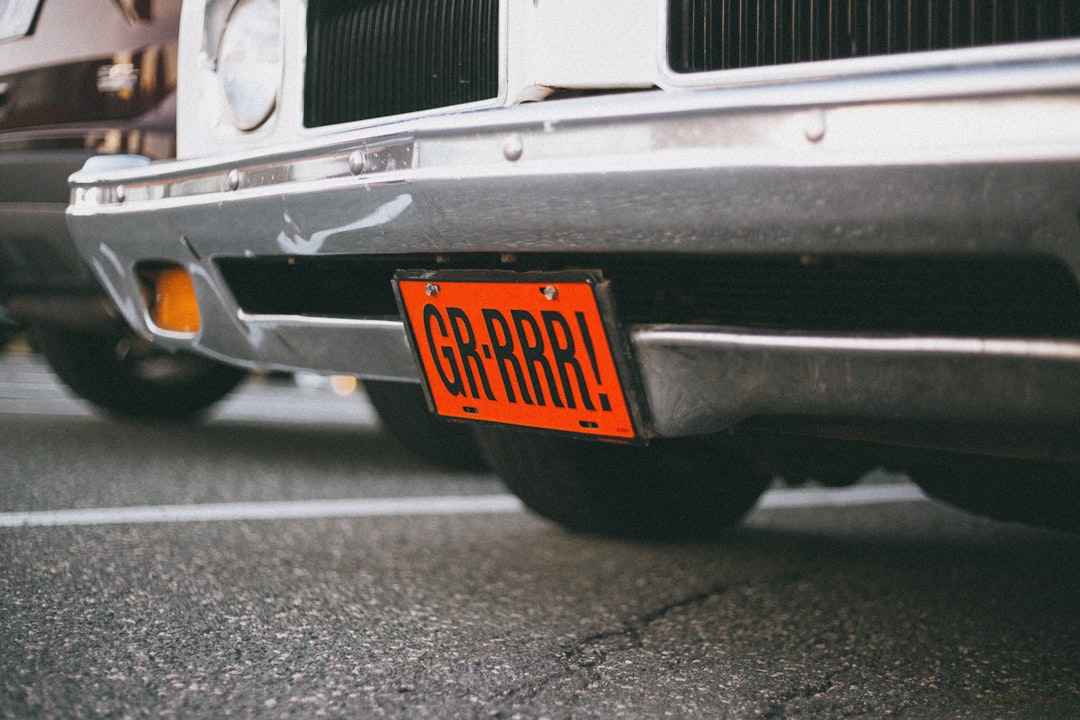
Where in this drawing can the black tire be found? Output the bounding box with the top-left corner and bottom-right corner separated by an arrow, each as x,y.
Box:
909,452 -> 1080,533
33,325 -> 247,422
0,314 -> 18,352
473,426 -> 772,540
363,380 -> 487,471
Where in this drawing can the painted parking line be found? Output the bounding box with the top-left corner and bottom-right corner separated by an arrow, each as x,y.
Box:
0,495 -> 525,528
756,483 -> 928,509
0,484 -> 927,528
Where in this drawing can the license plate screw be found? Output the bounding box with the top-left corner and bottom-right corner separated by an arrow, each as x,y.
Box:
542,285 -> 558,301
424,283 -> 440,297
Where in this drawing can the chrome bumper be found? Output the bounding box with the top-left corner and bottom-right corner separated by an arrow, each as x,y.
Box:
68,60 -> 1080,436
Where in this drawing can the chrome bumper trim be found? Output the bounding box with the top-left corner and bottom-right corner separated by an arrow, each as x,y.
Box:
632,328 -> 1080,436
230,315 -> 419,382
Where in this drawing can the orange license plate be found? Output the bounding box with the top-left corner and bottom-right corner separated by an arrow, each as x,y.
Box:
395,271 -> 638,439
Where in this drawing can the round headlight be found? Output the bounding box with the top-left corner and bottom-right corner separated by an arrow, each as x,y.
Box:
217,0 -> 282,131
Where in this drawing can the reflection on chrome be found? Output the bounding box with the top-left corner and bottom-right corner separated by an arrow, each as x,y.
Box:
275,194 -> 413,254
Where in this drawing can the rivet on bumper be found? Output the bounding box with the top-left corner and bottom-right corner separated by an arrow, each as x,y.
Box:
348,150 -> 366,175
503,134 -> 524,162
804,109 -> 827,143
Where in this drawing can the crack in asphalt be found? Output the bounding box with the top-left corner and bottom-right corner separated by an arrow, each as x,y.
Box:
492,583 -> 731,714
565,584 -> 730,665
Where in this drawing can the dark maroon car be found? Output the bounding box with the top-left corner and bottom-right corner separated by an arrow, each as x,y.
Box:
0,0 -> 244,420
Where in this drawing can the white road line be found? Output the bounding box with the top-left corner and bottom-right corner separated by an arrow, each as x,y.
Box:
756,483 -> 928,509
0,495 -> 526,528
0,484 -> 927,529
0,400 -> 94,416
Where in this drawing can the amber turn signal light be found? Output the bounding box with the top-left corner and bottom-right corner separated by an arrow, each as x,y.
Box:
137,264 -> 201,334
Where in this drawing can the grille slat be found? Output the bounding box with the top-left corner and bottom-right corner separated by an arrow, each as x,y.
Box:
669,0 -> 1080,73
305,0 -> 499,128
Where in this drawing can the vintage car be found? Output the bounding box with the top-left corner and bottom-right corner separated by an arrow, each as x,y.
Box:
0,0 -> 245,420
67,0 -> 1080,537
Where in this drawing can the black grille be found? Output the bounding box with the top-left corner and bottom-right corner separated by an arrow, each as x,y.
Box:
217,256 -> 408,317
669,0 -> 1080,73
305,0 -> 499,127
604,255 -> 1080,339
217,254 -> 1080,340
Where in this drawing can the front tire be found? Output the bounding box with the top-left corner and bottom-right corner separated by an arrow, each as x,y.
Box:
473,426 -> 772,540
909,452 -> 1080,533
363,380 -> 487,471
33,325 -> 247,422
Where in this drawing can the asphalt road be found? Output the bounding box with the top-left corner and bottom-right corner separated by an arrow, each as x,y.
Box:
2,343 -> 1078,719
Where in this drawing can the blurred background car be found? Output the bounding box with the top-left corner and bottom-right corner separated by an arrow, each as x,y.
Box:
0,0 -> 246,420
